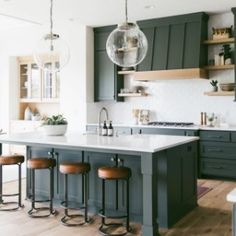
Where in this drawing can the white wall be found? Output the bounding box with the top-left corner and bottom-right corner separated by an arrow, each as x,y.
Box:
0,22 -> 88,181
87,12 -> 236,126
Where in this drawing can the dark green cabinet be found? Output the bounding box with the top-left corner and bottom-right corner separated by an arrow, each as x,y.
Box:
199,130 -> 236,179
27,141 -> 198,228
137,12 -> 208,71
94,26 -> 123,102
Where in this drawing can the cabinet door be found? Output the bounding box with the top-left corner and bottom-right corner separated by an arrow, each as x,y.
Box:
30,63 -> 41,99
136,27 -> 155,71
94,50 -> 116,101
27,147 -> 54,199
42,61 -> 60,100
56,150 -> 83,200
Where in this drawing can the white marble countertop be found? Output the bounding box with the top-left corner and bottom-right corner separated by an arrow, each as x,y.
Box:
0,132 -> 199,153
87,123 -> 236,131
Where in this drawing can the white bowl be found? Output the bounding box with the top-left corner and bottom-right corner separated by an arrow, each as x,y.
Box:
43,125 -> 67,136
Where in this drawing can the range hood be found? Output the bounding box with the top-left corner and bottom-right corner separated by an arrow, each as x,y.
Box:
133,12 -> 209,80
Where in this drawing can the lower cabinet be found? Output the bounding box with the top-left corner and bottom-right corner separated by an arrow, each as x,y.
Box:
27,141 -> 197,228
199,130 -> 236,179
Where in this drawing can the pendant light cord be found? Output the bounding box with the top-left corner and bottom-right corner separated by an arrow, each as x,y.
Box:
50,0 -> 53,51
125,0 -> 128,24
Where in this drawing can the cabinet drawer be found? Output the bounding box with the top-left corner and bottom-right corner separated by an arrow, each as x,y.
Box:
200,131 -> 230,142
200,142 -> 236,160
114,127 -> 132,135
201,158 -> 236,178
231,132 -> 236,142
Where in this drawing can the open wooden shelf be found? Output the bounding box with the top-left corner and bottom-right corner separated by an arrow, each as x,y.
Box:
20,98 -> 60,103
118,70 -> 136,75
203,37 -> 235,45
204,64 -> 235,70
133,68 -> 208,80
118,93 -> 148,97
204,91 -> 234,96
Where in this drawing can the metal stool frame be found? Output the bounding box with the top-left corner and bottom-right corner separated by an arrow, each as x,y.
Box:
98,156 -> 132,236
28,165 -> 56,218
60,170 -> 91,226
0,162 -> 24,211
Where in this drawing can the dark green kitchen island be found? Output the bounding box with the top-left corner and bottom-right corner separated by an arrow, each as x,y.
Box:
0,132 -> 199,236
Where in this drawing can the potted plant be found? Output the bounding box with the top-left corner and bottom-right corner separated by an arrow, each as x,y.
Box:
210,80 -> 218,92
42,114 -> 68,136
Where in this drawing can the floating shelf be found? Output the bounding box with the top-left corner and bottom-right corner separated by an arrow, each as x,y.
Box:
118,93 -> 148,97
204,91 -> 234,96
133,68 -> 208,80
204,64 -> 235,70
203,37 -> 235,45
118,70 -> 136,75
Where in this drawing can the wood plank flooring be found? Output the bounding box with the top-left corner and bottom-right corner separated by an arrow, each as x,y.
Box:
0,179 -> 234,236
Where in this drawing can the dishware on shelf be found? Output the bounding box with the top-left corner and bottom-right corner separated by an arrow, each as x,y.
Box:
219,83 -> 235,91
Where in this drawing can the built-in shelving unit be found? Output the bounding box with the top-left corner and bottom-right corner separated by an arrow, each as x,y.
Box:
203,37 -> 235,45
118,93 -> 148,97
204,91 -> 234,96
204,64 -> 235,70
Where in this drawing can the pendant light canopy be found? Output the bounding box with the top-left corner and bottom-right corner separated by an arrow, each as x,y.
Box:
106,0 -> 148,68
33,0 -> 70,73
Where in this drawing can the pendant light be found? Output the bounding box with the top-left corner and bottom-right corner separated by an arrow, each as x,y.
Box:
106,0 -> 148,68
33,0 -> 70,73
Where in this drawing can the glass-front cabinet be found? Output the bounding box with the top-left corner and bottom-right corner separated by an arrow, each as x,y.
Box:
18,56 -> 60,103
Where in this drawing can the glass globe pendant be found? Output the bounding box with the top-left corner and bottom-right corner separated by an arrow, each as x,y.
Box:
106,0 -> 148,68
33,0 -> 70,73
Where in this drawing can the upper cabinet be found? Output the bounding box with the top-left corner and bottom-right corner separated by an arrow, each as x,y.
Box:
18,56 -> 60,103
94,26 -> 123,102
137,12 -> 208,73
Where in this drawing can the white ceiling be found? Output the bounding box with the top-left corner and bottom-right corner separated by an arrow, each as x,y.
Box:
0,0 -> 236,30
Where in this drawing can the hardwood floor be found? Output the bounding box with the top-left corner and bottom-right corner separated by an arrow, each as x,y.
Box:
0,179 -> 234,236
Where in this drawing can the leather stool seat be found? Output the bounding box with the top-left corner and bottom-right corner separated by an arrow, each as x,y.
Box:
60,162 -> 90,175
0,155 -> 24,165
98,166 -> 131,180
27,158 -> 56,169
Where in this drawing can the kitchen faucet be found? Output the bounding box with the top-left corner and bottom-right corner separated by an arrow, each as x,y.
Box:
98,107 -> 109,135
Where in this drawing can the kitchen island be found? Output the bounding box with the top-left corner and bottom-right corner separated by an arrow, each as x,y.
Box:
0,132 -> 199,236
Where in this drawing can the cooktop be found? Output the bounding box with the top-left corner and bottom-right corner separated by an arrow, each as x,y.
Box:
148,122 -> 194,127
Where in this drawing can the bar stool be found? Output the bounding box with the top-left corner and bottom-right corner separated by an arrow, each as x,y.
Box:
60,161 -> 91,226
27,157 -> 56,218
0,155 -> 24,211
98,156 -> 132,236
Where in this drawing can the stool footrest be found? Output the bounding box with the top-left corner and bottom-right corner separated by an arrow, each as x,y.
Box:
61,214 -> 92,227
28,206 -> 57,218
61,200 -> 85,210
99,223 -> 132,236
0,193 -> 19,197
0,201 -> 24,211
99,209 -> 128,220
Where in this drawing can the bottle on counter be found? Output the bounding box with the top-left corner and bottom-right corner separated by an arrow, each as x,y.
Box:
102,121 -> 108,136
108,121 -> 113,136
